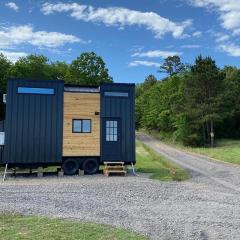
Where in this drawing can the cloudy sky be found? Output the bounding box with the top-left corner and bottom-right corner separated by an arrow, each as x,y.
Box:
1,0 -> 240,83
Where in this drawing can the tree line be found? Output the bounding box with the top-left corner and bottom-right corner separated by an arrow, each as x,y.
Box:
0,52 -> 113,119
136,56 -> 240,147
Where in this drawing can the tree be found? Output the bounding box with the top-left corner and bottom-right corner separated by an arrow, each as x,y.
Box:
69,52 -> 113,85
159,55 -> 186,76
184,56 -> 225,146
142,74 -> 157,88
50,61 -> 69,80
0,54 -> 12,120
9,55 -> 52,79
216,66 -> 240,138
0,54 -> 11,93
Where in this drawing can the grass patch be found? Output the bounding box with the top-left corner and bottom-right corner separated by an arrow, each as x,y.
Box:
136,141 -> 189,181
181,139 -> 240,165
146,130 -> 240,165
0,214 -> 147,240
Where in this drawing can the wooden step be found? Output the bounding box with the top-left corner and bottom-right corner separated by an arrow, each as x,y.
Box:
104,166 -> 127,169
106,170 -> 127,173
103,161 -> 127,177
104,170 -> 127,176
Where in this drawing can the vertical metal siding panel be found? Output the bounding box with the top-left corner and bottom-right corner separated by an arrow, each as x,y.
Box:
16,94 -> 24,163
31,94 -> 39,163
130,87 -> 135,162
39,96 -> 46,163
4,79 -> 64,165
56,84 -> 63,161
44,95 -> 50,161
51,90 -> 57,162
100,84 -> 135,163
133,88 -> 136,161
11,81 -> 18,163
120,98 -> 126,161
22,95 -> 28,163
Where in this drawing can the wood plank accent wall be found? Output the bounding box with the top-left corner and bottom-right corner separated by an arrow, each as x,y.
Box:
63,92 -> 100,156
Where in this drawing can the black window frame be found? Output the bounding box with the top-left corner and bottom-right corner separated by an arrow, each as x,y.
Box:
72,119 -> 92,133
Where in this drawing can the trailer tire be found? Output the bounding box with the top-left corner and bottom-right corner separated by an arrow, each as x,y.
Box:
62,158 -> 79,175
82,158 -> 99,175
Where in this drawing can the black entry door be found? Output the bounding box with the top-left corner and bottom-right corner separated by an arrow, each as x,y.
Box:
102,118 -> 121,161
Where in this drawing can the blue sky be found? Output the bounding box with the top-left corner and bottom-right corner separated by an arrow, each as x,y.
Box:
0,0 -> 240,83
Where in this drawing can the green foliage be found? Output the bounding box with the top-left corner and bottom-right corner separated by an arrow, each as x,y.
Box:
9,55 -> 52,79
0,214 -> 146,240
0,54 -> 11,92
68,52 -> 113,85
159,55 -> 186,76
136,55 -> 240,147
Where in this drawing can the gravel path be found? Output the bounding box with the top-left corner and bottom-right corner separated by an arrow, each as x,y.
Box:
0,133 -> 240,240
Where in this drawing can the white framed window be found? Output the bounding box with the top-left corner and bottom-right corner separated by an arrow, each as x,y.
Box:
106,120 -> 118,141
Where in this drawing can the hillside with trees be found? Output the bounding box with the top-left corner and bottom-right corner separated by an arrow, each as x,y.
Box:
136,56 -> 240,147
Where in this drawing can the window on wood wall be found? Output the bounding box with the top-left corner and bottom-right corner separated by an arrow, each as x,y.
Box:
72,119 -> 91,133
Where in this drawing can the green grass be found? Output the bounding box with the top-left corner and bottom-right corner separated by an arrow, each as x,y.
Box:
147,130 -> 240,165
0,214 -> 147,240
136,141 -> 189,181
180,139 -> 240,165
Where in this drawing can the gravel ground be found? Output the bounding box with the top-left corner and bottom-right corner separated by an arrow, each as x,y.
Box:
1,133 -> 240,240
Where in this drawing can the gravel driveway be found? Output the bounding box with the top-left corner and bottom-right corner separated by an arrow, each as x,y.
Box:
1,133 -> 240,240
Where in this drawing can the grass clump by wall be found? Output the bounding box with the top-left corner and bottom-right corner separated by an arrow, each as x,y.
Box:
136,141 -> 189,181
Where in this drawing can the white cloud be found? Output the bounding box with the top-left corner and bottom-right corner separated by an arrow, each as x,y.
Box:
132,50 -> 182,58
187,0 -> 240,34
5,2 -> 19,11
0,50 -> 27,62
41,2 -> 192,39
181,44 -> 201,48
0,25 -> 84,48
215,34 -> 229,43
192,31 -> 202,37
128,60 -> 160,67
218,43 -> 240,57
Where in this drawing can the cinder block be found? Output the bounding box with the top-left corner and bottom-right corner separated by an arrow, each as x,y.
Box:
79,170 -> 84,176
58,171 -> 64,177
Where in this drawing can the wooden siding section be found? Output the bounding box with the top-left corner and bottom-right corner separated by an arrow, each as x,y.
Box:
63,92 -> 100,156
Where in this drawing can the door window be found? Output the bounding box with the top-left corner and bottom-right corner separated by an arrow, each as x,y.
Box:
106,120 -> 118,141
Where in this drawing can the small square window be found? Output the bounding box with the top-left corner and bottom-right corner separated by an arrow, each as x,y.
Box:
72,119 -> 91,133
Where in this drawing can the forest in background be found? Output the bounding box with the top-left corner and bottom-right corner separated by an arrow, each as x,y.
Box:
136,56 -> 240,147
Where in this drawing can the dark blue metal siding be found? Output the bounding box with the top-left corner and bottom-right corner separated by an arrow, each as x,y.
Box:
100,83 -> 135,163
2,79 -> 64,164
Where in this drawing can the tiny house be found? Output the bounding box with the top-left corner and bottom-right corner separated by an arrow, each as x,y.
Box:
0,79 -> 135,175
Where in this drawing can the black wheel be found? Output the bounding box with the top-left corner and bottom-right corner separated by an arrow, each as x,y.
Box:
82,158 -> 99,175
62,158 -> 79,175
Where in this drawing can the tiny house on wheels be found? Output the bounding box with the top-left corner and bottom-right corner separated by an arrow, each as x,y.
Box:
0,79 -> 135,175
